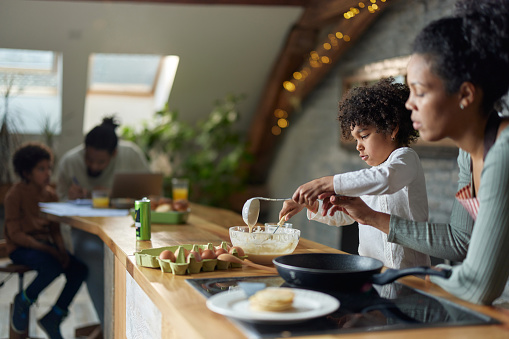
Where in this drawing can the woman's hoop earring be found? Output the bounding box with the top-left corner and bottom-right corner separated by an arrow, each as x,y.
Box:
460,103 -> 465,110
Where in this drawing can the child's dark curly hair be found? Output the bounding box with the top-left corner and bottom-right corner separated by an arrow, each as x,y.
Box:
338,77 -> 418,146
13,142 -> 53,182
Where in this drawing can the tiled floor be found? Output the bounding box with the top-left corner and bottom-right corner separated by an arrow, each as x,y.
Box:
0,257 -> 99,339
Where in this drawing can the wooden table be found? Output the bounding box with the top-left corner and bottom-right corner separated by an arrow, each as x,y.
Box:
43,203 -> 509,339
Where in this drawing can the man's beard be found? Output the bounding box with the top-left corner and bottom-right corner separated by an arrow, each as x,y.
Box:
87,168 -> 102,178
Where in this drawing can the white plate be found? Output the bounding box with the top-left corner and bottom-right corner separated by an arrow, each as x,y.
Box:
206,288 -> 340,324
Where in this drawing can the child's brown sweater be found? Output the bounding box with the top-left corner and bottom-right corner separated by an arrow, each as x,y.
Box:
4,181 -> 60,255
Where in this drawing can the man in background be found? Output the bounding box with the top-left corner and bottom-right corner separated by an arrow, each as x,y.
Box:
57,116 -> 150,200
57,116 -> 150,330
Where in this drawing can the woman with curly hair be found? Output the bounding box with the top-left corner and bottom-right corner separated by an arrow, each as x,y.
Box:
322,0 -> 509,305
280,77 -> 430,270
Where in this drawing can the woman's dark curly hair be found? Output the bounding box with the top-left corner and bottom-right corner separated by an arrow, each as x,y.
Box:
13,142 -> 53,182
85,115 -> 120,154
412,0 -> 509,116
338,77 -> 418,146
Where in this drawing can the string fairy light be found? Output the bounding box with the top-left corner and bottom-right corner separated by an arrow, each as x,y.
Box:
271,0 -> 386,135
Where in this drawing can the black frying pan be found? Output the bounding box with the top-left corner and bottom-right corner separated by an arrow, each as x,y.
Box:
273,253 -> 451,291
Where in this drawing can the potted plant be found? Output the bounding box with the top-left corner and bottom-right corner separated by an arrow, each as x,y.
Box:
0,73 -> 24,241
121,94 -> 253,209
0,73 -> 23,201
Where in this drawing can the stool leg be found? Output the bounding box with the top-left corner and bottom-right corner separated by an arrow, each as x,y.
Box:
17,272 -> 24,295
9,272 -> 29,339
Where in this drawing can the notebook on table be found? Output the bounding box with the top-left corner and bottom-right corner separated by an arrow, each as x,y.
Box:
110,172 -> 164,199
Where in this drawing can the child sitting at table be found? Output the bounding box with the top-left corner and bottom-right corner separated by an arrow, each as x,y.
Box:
4,142 -> 87,339
280,77 -> 430,269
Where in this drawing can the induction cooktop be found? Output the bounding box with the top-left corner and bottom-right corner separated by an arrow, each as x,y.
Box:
187,275 -> 500,339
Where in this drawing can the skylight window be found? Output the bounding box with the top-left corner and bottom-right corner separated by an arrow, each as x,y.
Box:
83,53 -> 179,133
0,48 -> 56,72
88,54 -> 163,94
0,48 -> 61,136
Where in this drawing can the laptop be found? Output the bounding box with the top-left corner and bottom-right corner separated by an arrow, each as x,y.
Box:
110,172 -> 164,199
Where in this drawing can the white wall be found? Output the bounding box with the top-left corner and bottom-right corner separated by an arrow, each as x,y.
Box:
83,95 -> 155,133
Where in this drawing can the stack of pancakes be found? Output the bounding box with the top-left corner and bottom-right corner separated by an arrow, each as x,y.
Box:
249,287 -> 295,312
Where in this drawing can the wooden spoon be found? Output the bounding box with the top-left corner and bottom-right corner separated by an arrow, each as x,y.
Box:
217,254 -> 278,274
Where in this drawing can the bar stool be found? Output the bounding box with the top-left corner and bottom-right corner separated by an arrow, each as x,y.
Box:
0,261 -> 102,339
0,262 -> 34,339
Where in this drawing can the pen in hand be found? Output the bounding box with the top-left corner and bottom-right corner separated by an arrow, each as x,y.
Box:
70,176 -> 87,199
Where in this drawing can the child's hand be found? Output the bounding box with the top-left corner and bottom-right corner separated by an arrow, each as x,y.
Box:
33,218 -> 50,231
48,247 -> 70,268
47,247 -> 61,261
59,251 -> 70,269
292,176 -> 335,206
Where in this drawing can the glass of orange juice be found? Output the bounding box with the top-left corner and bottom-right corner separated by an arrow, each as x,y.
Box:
171,178 -> 189,201
92,189 -> 110,208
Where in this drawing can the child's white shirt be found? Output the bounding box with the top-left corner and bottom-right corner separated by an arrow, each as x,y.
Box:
308,147 -> 430,269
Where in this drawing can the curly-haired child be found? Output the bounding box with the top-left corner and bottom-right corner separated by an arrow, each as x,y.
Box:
280,77 -> 430,270
4,142 -> 88,339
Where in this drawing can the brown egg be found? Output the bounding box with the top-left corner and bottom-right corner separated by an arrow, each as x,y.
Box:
229,246 -> 245,256
175,247 -> 189,260
201,249 -> 216,260
215,248 -> 227,257
159,250 -> 175,262
187,250 -> 202,262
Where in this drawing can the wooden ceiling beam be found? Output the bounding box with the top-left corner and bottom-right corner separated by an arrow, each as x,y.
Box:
290,5 -> 389,103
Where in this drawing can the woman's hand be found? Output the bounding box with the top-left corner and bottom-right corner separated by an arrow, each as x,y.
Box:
292,176 -> 335,206
321,194 -> 391,234
279,200 -> 319,221
425,266 -> 443,282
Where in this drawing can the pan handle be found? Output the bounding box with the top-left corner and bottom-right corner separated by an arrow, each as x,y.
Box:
371,266 -> 452,286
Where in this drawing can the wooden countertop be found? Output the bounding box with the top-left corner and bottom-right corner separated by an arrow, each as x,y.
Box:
43,203 -> 509,339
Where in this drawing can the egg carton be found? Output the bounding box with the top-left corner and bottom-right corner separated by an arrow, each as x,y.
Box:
134,241 -> 247,275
